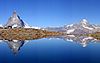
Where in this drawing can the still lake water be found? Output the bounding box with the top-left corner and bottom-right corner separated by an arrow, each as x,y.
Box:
0,38 -> 100,63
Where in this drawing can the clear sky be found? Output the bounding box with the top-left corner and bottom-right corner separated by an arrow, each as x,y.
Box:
0,0 -> 100,27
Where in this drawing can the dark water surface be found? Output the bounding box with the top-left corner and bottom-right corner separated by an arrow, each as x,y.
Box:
0,39 -> 100,63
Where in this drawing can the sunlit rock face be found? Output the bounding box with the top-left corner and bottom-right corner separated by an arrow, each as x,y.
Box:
4,11 -> 25,28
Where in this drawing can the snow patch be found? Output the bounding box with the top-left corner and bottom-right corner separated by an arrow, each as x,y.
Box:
67,24 -> 73,27
24,22 -> 41,29
81,19 -> 88,24
67,35 -> 75,37
0,24 -> 3,27
31,26 -> 41,29
82,43 -> 87,47
0,40 -> 3,42
82,25 -> 93,30
66,39 -> 73,42
82,37 -> 93,41
13,40 -> 19,42
67,29 -> 75,34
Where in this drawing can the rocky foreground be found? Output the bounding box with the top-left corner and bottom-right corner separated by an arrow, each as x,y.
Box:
0,28 -> 100,40
0,28 -> 63,40
87,32 -> 100,40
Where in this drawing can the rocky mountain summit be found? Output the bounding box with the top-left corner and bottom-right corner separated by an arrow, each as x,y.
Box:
4,11 -> 25,28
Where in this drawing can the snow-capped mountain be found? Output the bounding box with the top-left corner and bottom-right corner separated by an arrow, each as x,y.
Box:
80,19 -> 94,30
44,19 -> 100,34
64,19 -> 94,34
64,19 -> 99,34
4,11 -> 25,28
3,11 -> 41,29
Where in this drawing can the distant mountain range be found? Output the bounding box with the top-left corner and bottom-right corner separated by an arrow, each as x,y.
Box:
43,19 -> 100,34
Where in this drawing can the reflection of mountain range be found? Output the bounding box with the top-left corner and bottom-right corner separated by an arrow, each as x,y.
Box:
57,35 -> 100,47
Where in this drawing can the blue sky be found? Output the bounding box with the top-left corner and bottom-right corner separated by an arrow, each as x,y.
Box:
0,0 -> 100,27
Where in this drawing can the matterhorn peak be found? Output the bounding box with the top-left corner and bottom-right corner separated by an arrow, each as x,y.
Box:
82,19 -> 88,22
4,11 -> 25,28
12,10 -> 17,17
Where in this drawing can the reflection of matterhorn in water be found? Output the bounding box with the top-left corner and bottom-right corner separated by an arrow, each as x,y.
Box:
5,40 -> 25,54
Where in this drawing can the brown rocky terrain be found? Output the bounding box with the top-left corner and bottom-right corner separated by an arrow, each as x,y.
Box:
0,28 -> 64,40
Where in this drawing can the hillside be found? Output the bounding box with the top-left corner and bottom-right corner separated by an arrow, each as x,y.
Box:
0,28 -> 63,40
